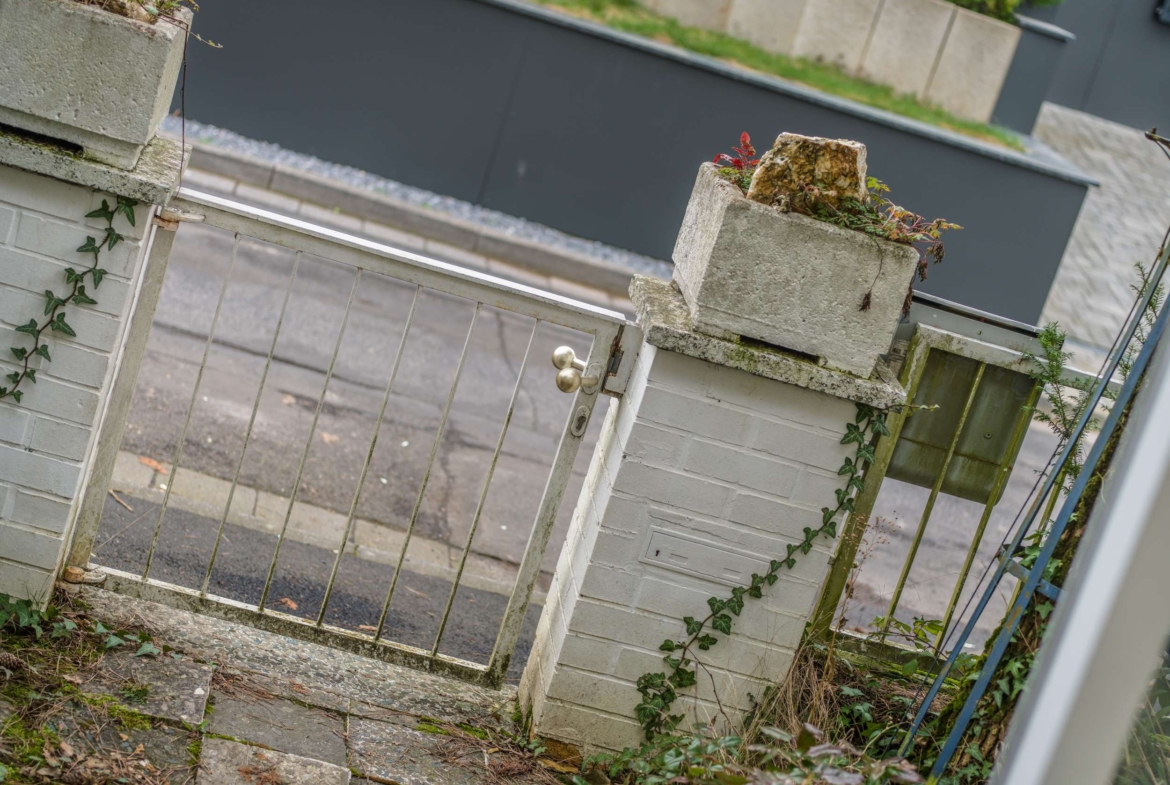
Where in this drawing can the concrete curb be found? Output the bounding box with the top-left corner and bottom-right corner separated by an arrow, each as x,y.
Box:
186,143 -> 642,298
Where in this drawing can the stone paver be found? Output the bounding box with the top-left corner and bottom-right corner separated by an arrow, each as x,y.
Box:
47,701 -> 196,783
208,694 -> 348,766
1036,103 -> 1170,351
198,737 -> 351,784
90,650 -> 213,724
347,717 -> 479,785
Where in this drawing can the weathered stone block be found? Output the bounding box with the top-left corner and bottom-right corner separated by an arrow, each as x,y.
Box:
747,133 -> 869,211
924,7 -> 1021,123
0,0 -> 190,169
791,0 -> 881,71
672,163 -> 919,377
725,0 -> 807,55
858,0 -> 955,98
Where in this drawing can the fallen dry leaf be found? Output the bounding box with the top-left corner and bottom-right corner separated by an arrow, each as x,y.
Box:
358,625 -> 378,632
319,431 -> 340,444
275,597 -> 298,611
281,393 -> 296,406
137,456 -> 167,474
403,586 -> 429,600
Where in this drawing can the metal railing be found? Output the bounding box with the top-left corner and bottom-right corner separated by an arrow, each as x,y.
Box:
809,310 -> 1107,653
70,188 -> 640,687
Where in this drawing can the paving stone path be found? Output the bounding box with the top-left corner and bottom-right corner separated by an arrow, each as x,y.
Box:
44,586 -> 553,785
1036,103 -> 1170,353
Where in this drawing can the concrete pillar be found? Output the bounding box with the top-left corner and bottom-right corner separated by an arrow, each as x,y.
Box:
519,276 -> 905,753
0,133 -> 184,601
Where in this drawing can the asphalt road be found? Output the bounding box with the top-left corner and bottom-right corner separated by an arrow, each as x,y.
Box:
97,216 -> 1064,669
93,494 -> 542,681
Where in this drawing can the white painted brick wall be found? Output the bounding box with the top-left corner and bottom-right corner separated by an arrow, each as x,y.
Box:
0,163 -> 154,602
520,342 -> 860,753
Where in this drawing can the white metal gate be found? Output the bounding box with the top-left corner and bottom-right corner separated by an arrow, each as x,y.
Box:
68,188 -> 640,687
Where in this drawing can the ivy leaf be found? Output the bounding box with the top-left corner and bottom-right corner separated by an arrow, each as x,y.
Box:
822,507 -> 835,525
77,236 -> 100,255
64,267 -> 83,284
15,319 -> 38,336
838,457 -> 855,476
34,344 -> 51,361
823,521 -> 837,538
50,313 -> 76,337
24,369 -> 35,384
117,197 -> 138,226
800,540 -> 813,555
135,642 -> 162,657
684,616 -> 702,636
783,557 -> 796,570
73,286 -> 97,306
696,634 -> 719,651
105,226 -> 123,250
9,347 -> 26,361
91,269 -> 106,289
43,290 -> 62,316
85,200 -> 113,220
10,390 -> 20,403
871,415 -> 890,436
711,614 -> 733,635
5,372 -> 19,385
707,597 -> 725,615
766,573 -> 779,585
770,559 -> 784,573
747,584 -> 762,599
659,639 -> 676,652
669,667 -> 696,688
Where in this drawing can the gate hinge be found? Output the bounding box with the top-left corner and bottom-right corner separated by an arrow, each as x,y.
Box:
153,205 -> 205,231
601,324 -> 643,398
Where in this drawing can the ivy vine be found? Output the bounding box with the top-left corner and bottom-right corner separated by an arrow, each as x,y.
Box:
635,402 -> 891,739
1,196 -> 136,403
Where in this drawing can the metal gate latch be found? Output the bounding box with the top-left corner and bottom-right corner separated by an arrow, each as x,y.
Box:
552,346 -> 600,394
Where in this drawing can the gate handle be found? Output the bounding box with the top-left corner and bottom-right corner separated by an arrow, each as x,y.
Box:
552,346 -> 600,394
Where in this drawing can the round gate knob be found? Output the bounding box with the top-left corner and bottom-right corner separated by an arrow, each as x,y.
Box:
556,367 -> 583,393
552,345 -> 577,371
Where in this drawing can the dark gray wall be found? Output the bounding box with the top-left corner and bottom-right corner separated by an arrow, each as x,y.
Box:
179,0 -> 1091,325
1026,0 -> 1170,131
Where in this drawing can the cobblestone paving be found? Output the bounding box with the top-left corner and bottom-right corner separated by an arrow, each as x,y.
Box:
1036,103 -> 1170,352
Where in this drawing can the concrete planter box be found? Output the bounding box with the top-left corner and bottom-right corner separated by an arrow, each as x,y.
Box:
672,164 -> 919,378
924,8 -> 1020,124
0,0 -> 190,169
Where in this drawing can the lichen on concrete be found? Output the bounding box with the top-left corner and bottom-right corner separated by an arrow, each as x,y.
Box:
0,129 -> 187,204
630,275 -> 906,409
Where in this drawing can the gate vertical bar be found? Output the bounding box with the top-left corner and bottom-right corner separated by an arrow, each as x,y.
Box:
316,285 -> 421,626
142,233 -> 241,580
880,361 -> 986,639
375,303 -> 482,641
486,327 -> 616,686
934,380 -> 1041,649
69,215 -> 175,568
202,251 -> 303,596
258,271 -> 361,612
431,320 -> 539,656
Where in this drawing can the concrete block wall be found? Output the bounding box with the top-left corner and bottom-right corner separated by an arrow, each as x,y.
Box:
520,342 -> 855,752
639,0 -> 1021,123
0,163 -> 153,600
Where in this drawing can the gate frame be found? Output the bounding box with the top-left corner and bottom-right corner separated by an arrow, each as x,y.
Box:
67,188 -> 642,688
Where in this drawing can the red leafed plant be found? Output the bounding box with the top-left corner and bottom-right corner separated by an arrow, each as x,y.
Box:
713,132 -> 761,191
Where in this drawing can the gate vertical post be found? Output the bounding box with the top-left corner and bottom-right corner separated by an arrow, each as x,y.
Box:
0,136 -> 185,603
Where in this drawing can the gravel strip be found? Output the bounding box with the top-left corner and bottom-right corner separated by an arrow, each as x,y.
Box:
162,116 -> 672,279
